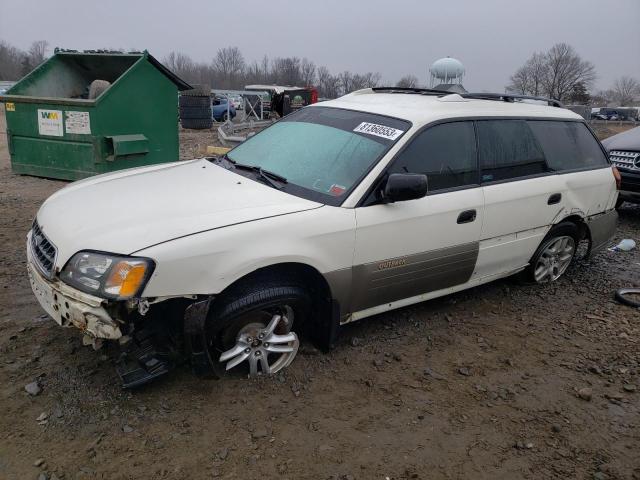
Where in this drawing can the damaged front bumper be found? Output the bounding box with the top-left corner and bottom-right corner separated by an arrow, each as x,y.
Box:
27,245 -> 122,341
27,244 -> 215,387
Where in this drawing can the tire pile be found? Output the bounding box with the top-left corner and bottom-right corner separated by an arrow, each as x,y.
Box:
179,84 -> 212,130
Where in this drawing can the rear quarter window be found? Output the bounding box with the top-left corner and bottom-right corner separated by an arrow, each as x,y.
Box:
527,121 -> 608,171
477,120 -> 549,182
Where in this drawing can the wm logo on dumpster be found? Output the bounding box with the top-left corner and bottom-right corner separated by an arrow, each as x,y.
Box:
40,111 -> 59,120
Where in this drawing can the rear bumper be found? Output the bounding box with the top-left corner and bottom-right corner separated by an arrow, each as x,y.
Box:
586,209 -> 618,255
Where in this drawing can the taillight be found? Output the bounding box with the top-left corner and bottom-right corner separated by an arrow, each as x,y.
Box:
612,166 -> 622,190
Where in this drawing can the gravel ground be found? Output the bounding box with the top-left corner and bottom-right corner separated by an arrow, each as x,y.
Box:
0,105 -> 639,480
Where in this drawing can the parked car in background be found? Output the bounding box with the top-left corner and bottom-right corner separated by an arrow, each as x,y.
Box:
592,110 -> 617,121
212,97 -> 236,122
596,108 -> 634,121
26,88 -> 618,386
603,126 -> 640,207
229,94 -> 243,110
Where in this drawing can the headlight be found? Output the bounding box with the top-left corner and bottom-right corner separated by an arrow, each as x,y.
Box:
60,251 -> 154,299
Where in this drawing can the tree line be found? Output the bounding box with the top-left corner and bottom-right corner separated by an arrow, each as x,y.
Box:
507,42 -> 640,106
0,40 -> 49,80
163,46 -> 383,99
2,38 -> 638,105
0,39 -> 386,99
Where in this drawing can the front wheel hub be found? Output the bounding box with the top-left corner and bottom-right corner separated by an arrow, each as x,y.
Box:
218,311 -> 299,377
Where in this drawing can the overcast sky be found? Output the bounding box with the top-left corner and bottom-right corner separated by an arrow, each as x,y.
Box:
1,0 -> 638,92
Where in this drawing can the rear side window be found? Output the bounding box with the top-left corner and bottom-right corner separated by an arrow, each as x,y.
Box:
388,121 -> 477,191
477,120 -> 549,182
527,121 -> 608,171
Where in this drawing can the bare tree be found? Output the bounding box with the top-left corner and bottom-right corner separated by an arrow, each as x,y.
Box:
338,71 -> 381,95
506,65 -> 530,95
245,60 -> 262,84
15,40 -> 50,76
338,71 -> 353,94
591,89 -> 616,107
213,46 -> 245,88
317,66 -> 340,98
396,74 -> 419,88
300,58 -> 316,86
507,44 -> 595,102
529,53 -> 550,96
260,55 -> 270,83
352,72 -> 381,90
271,57 -> 302,85
542,43 -> 595,101
0,40 -> 26,80
508,52 -> 547,96
28,40 -> 48,67
163,51 -> 196,79
611,76 -> 640,106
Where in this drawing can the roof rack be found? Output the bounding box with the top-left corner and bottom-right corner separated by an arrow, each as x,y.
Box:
371,87 -> 564,108
461,92 -> 565,108
371,87 -> 453,96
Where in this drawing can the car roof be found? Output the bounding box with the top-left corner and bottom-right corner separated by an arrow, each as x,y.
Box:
314,88 -> 583,126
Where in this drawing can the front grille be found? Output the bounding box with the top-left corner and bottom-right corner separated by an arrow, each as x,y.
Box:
30,221 -> 57,278
610,150 -> 640,172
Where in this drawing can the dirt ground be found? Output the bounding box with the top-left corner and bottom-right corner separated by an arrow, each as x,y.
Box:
1,104 -> 639,480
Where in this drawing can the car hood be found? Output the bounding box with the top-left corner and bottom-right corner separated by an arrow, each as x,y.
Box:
36,158 -> 322,267
602,126 -> 640,151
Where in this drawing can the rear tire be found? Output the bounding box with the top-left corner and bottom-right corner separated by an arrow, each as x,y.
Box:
523,222 -> 579,284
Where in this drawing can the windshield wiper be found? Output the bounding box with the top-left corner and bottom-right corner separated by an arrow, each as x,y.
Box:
224,156 -> 288,189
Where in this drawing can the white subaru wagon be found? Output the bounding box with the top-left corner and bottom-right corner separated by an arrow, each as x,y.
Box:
27,88 -> 619,386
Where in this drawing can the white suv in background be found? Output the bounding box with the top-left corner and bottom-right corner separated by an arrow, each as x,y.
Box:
27,88 -> 619,386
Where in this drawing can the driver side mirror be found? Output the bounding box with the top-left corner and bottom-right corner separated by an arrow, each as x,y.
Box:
383,173 -> 428,203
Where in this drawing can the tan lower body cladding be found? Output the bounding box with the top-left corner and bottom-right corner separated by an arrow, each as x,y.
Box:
325,242 -> 479,316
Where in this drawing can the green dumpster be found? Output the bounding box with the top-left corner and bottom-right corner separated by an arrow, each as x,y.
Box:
0,49 -> 191,180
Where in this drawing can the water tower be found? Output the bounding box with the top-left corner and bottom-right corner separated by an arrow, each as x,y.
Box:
429,56 -> 467,93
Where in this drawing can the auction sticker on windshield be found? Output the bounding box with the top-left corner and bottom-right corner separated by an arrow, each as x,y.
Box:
353,122 -> 404,140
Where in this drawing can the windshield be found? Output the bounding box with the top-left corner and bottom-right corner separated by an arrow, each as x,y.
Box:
226,106 -> 410,205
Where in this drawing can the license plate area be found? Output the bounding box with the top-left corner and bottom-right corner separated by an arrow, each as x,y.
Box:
28,262 -> 62,324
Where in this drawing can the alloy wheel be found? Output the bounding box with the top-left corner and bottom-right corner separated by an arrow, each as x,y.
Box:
218,306 -> 299,377
534,235 -> 575,283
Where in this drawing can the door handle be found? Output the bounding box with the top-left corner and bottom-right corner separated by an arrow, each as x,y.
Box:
457,209 -> 477,224
548,193 -> 562,205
